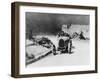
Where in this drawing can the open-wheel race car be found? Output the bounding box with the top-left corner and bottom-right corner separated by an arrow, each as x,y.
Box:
57,31 -> 72,54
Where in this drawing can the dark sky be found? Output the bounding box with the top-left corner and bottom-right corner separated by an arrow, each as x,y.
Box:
26,12 -> 89,36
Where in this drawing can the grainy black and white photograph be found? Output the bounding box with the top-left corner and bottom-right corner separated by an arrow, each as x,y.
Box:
25,12 -> 90,68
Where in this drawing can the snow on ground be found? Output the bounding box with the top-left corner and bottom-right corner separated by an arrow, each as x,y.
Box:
26,36 -> 90,68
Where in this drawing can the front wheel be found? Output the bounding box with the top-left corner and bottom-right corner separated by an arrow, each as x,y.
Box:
68,39 -> 72,53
